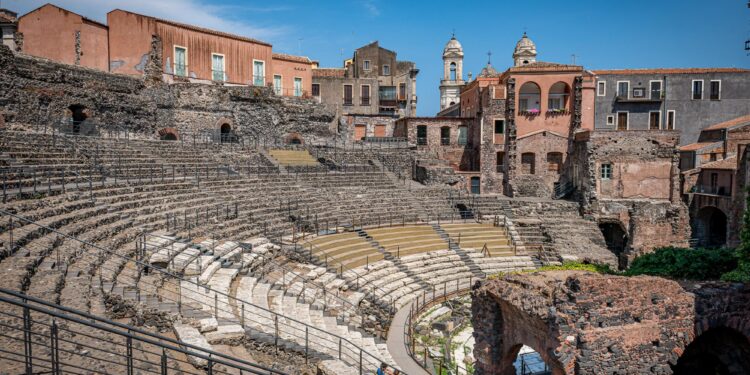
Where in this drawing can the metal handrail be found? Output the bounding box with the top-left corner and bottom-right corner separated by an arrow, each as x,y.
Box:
0,210 -> 403,374
0,288 -> 284,375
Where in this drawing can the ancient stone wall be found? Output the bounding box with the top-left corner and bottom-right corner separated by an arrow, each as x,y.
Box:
472,272 -> 696,375
0,45 -> 336,141
478,90 -> 507,194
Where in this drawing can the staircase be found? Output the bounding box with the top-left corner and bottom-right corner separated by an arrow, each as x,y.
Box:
430,222 -> 486,278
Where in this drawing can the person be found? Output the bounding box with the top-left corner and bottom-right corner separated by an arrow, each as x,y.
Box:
376,363 -> 387,375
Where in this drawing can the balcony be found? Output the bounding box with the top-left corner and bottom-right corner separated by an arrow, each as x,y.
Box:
691,185 -> 731,197
616,90 -> 663,103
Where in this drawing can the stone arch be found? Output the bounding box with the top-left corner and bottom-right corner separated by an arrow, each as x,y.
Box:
158,127 -> 179,141
214,117 -> 234,143
599,220 -> 629,269
67,104 -> 89,133
548,81 -> 571,110
672,327 -> 750,375
449,62 -> 457,81
285,132 -> 304,145
692,206 -> 727,248
518,81 -> 541,113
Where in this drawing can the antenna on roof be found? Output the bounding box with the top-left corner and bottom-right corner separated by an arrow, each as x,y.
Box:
571,54 -> 577,65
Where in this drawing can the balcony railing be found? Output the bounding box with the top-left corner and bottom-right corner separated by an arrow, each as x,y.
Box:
440,137 -> 450,146
212,70 -> 225,82
343,97 -> 353,106
691,185 -> 731,197
252,75 -> 264,87
417,137 -> 427,146
361,97 -> 371,106
174,64 -> 188,77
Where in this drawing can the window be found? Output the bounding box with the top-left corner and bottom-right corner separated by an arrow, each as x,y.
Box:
440,126 -> 450,145
649,111 -> 661,130
383,64 -> 390,76
211,53 -> 225,81
470,177 -> 480,194
417,125 -> 427,145
449,62 -> 457,81
174,46 -> 187,77
311,83 -> 320,97
710,80 -> 721,100
606,115 -> 615,126
617,81 -> 629,98
253,60 -> 265,86
494,119 -> 505,134
601,163 -> 612,179
361,85 -> 370,105
343,85 -> 353,105
649,80 -> 662,99
692,80 -> 703,100
363,60 -> 371,71
666,110 -> 676,130
519,98 -> 529,111
379,86 -> 397,101
548,97 -> 563,110
273,75 -> 282,95
458,126 -> 468,146
597,81 -> 606,96
399,83 -> 406,100
617,111 -> 628,131
519,81 -> 541,112
547,152 -> 563,173
293,77 -> 303,97
496,152 -> 505,172
521,153 -> 536,175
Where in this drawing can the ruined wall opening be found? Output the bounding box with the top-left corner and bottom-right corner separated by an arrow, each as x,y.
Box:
599,222 -> 629,270
692,206 -> 727,248
672,327 -> 750,375
521,152 -> 536,175
509,344 -> 553,375
68,104 -> 87,133
220,123 -> 232,143
161,133 -> 177,141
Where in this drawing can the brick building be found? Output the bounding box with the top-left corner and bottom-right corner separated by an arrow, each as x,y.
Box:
11,3 -> 313,96
312,41 -> 419,141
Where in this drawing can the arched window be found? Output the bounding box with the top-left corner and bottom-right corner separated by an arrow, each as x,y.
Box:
449,62 -> 457,81
548,82 -> 570,111
220,123 -> 232,143
518,82 -> 541,113
521,152 -> 536,174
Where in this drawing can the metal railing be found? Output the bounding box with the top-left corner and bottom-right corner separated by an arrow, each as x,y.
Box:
0,210 -> 403,374
0,288 -> 283,375
691,184 -> 731,197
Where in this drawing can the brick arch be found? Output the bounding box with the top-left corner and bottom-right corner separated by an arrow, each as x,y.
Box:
157,127 -> 179,141
285,132 -> 304,145
214,117 -> 234,131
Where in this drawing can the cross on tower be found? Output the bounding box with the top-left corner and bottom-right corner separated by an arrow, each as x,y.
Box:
487,51 -> 492,65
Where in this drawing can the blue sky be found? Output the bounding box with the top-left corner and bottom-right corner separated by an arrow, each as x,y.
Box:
6,0 -> 750,115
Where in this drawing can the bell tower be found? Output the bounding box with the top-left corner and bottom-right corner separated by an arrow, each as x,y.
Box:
440,34 -> 464,110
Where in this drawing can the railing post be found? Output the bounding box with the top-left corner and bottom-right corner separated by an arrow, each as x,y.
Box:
305,326 -> 309,364
160,348 -> 167,375
50,319 -> 60,375
274,315 -> 279,354
359,349 -> 362,375
126,334 -> 134,375
23,303 -> 32,375
338,337 -> 342,360
207,355 -> 214,375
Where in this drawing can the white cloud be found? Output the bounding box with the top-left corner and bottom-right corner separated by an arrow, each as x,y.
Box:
6,0 -> 290,41
362,0 -> 380,16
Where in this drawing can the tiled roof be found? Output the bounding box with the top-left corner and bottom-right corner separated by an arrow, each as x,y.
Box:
312,68 -> 346,78
508,61 -> 583,73
592,68 -> 750,75
110,9 -> 271,47
700,156 -> 737,170
272,53 -> 312,64
679,141 -> 722,152
704,114 -> 750,130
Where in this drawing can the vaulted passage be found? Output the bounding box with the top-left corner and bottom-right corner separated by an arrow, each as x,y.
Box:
672,327 -> 750,375
68,104 -> 87,133
692,206 -> 727,248
599,222 -> 628,269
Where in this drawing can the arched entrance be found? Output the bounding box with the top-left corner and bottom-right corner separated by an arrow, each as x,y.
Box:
693,206 -> 727,248
672,327 -> 750,375
161,133 -> 177,141
511,344 -> 552,375
68,104 -> 87,133
220,123 -> 232,143
599,222 -> 628,270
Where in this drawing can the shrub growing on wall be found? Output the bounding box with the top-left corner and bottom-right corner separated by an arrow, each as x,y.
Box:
626,247 -> 737,280
721,187 -> 750,282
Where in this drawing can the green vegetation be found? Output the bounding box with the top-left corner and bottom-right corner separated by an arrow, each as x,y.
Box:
625,247 -> 737,280
721,188 -> 750,282
533,261 -> 614,274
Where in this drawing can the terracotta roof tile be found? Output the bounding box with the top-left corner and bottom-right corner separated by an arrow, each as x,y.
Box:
272,53 -> 312,64
700,156 -> 737,170
679,141 -> 722,152
704,114 -> 750,130
592,68 -> 750,75
110,9 -> 271,47
312,68 -> 346,78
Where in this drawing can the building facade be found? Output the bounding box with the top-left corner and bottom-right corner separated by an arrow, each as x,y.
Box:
592,69 -> 750,145
17,4 -> 109,71
439,35 -> 465,111
0,8 -> 17,51
312,41 -> 418,141
271,53 -> 314,97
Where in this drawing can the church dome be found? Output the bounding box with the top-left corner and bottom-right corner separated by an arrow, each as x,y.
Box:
478,64 -> 498,78
514,32 -> 536,55
443,36 -> 463,57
